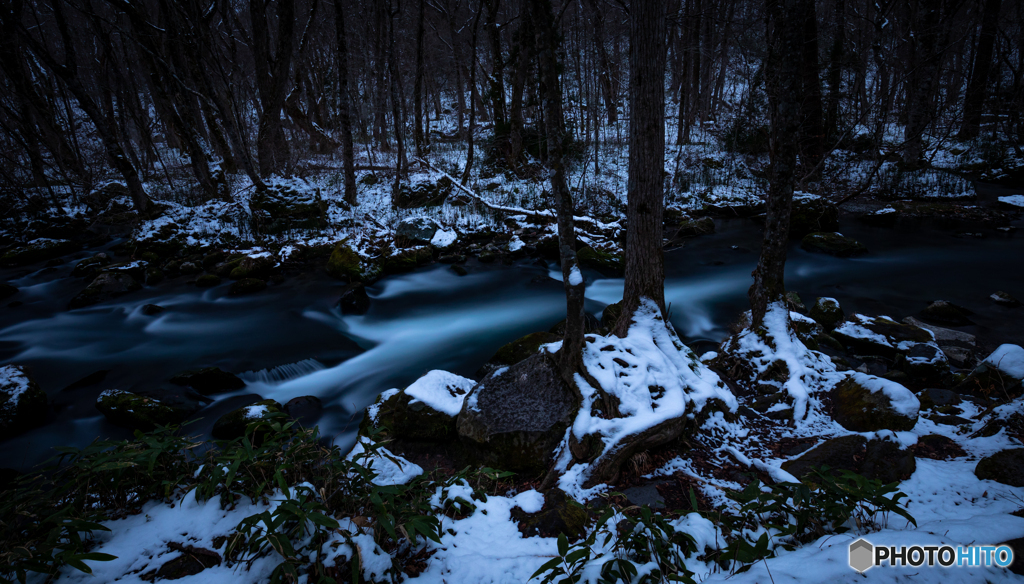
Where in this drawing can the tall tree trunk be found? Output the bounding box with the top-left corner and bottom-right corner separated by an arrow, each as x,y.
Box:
903,0 -> 944,167
825,0 -> 846,138
615,0 -> 668,335
413,0 -> 427,154
508,18 -> 532,172
959,0 -> 1002,139
462,3 -> 484,184
484,0 -> 507,131
528,0 -> 585,385
582,0 -> 618,124
749,0 -> 803,327
335,0 -> 357,206
250,0 -> 295,177
797,0 -> 824,178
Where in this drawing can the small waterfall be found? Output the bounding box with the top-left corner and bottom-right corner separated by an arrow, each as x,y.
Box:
240,358 -> 326,384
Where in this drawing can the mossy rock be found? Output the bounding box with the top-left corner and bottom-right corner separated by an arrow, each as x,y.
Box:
1,239 -> 79,267
169,366 -> 245,395
382,247 -> 432,275
228,278 -> 266,296
212,399 -> 283,440
809,297 -> 844,330
326,242 -> 364,281
71,253 -> 112,278
95,389 -> 188,431
492,332 -> 561,367
674,217 -> 715,239
800,232 -> 868,257
395,176 -> 454,209
600,301 -> 623,333
359,173 -> 379,186
893,343 -> 950,385
395,217 -> 440,247
830,373 -> 919,432
511,489 -> 589,541
195,274 -> 221,288
362,390 -> 459,442
0,365 -> 48,439
975,449 -> 1024,487
832,314 -> 932,358
69,272 -> 142,309
782,435 -> 916,484
250,179 -> 327,234
790,195 -> 840,237
918,300 -> 974,326
577,246 -> 624,277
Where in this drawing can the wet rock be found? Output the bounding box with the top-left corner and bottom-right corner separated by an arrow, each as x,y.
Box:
450,264 -> 468,276
458,352 -> 577,474
809,297 -> 844,330
911,434 -> 966,460
438,253 -> 466,264
830,372 -> 919,432
832,314 -> 932,358
991,291 -> 1021,308
194,274 -> 221,288
69,272 -> 142,309
250,178 -> 326,234
975,449 -> 1024,487
0,365 -> 48,439
396,217 -> 440,247
704,198 -> 765,217
941,346 -> 975,368
954,344 -> 1024,399
362,371 -> 475,441
577,246 -> 624,277
1,238 -> 79,267
800,232 -> 868,257
477,331 -> 561,378
229,256 -> 275,280
0,284 -> 16,300
284,395 -> 323,426
326,242 -> 364,281
142,304 -> 166,316
511,489 -> 588,541
674,217 -> 715,239
228,278 -> 267,296
96,389 -> 191,431
395,175 -> 454,209
169,367 -> 245,395
71,253 -> 111,278
789,194 -> 840,237
918,300 -> 974,326
339,282 -> 370,315
212,399 -> 283,440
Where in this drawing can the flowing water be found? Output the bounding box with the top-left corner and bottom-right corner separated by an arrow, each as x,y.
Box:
2,185 -> 1023,471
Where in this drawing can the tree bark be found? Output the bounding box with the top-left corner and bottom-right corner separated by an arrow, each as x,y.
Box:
615,0 -> 668,335
582,0 -> 618,124
796,0 -> 824,178
959,0 -> 1002,139
334,0 -> 358,206
414,0 -> 427,154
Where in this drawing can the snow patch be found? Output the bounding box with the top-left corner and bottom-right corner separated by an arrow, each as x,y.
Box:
403,370 -> 477,416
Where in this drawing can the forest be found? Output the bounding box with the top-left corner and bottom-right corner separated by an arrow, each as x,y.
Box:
1,0 -> 1024,582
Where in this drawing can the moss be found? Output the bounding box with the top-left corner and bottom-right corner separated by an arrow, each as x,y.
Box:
1,239 -> 79,267
382,247 -> 432,275
600,301 -> 623,332
809,297 -> 844,330
512,489 -> 589,541
95,389 -> 186,431
831,376 -> 918,432
195,274 -> 221,288
800,232 -> 868,257
229,278 -> 267,296
577,246 -> 624,277
326,242 -> 364,281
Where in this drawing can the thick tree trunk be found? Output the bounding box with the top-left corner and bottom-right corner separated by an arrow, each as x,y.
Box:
528,0 -> 586,385
903,0 -> 943,167
796,0 -> 824,178
462,4 -> 485,185
959,0 -> 1002,139
484,0 -> 507,130
825,0 -> 846,138
615,0 -> 668,335
582,0 -> 618,124
413,0 -> 427,154
250,0 -> 295,177
334,0 -> 358,206
749,0 -> 803,327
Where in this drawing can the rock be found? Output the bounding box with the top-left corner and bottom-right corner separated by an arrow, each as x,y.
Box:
511,489 -> 588,541
832,314 -> 932,358
71,253 -> 111,278
830,372 -> 919,432
339,282 -> 370,315
326,242 -> 364,281
395,175 -> 454,208
450,264 -> 468,276
195,274 -> 221,288
0,365 -> 48,439
975,449 -> 1024,487
991,291 -> 1020,308
179,261 -> 201,275
396,217 -> 440,247
211,399 -> 283,440
83,182 -> 129,212
789,194 -> 840,237
954,344 -> 1024,399
144,544 -> 221,581
600,301 -> 623,332
363,371 -> 476,441
893,343 -> 950,385
674,217 -> 715,239
141,304 -> 166,316
69,272 -> 142,309
809,297 -> 844,330
912,434 -> 966,460
941,346 -> 975,368
548,314 -> 601,337
918,300 -> 974,326
901,316 -> 976,349
577,246 -> 624,277
781,435 -> 915,484
457,352 -> 577,474
169,367 -> 245,395
283,395 -> 323,426
704,197 -> 765,217
859,206 -> 899,227
1,238 -> 79,267
0,283 -> 17,300
250,178 -> 326,234
478,331 -> 561,378
800,232 -> 868,257
145,267 -> 164,285
96,389 -> 191,431
916,388 -> 961,410
229,278 -> 267,296
102,261 -> 148,281
382,247 -> 432,274
229,256 -> 275,280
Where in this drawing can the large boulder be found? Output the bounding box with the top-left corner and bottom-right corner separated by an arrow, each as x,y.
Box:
893,343 -> 950,386
789,194 -> 840,237
975,449 -> 1024,487
96,389 -> 192,431
339,282 -> 371,315
83,182 -> 129,212
1,238 -> 79,267
457,352 -> 577,474
782,434 -> 916,484
477,331 -> 561,377
169,367 -> 245,395
395,175 -> 454,209
395,217 -> 440,247
809,297 -> 844,331
363,370 -> 476,441
918,300 -> 974,326
954,344 -> 1024,399
800,232 -> 868,257
250,178 -> 326,234
326,242 -> 364,281
991,291 -> 1021,308
212,399 -> 283,440
0,365 -> 48,439
229,255 -> 275,280
69,272 -> 142,309
381,247 -> 432,275
832,314 -> 933,358
830,372 -> 919,432
71,253 -> 112,278
577,246 -> 624,277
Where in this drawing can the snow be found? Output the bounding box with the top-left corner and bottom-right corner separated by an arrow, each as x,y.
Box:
403,369 -> 477,416
833,314 -> 893,348
983,344 -> 1024,380
345,437 -> 424,486
243,404 -> 269,419
997,194 -> 1024,208
507,235 -> 525,252
430,228 -> 458,248
846,372 -> 921,418
366,388 -> 400,424
568,264 -> 584,286
0,364 -> 31,407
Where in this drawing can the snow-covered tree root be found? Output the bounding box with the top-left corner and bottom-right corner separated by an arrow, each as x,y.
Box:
546,299 -> 737,495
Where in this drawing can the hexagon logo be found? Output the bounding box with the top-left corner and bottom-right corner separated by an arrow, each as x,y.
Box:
849,539 -> 874,573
